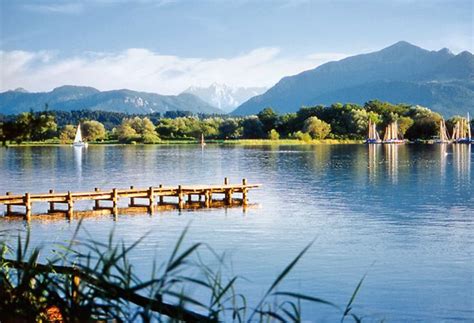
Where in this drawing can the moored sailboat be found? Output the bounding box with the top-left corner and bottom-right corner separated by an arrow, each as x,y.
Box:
382,121 -> 404,144
73,124 -> 88,147
365,120 -> 382,144
435,119 -> 451,143
200,133 -> 206,147
452,113 -> 472,144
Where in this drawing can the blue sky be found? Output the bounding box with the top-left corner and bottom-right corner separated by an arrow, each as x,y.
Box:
1,0 -> 473,93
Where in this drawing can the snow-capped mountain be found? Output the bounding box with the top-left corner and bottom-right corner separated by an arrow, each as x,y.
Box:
183,83 -> 267,112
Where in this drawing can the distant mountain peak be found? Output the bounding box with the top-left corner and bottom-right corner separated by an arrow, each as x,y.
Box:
13,87 -> 29,93
232,41 -> 473,117
183,83 -> 267,112
0,86 -> 223,115
438,47 -> 452,55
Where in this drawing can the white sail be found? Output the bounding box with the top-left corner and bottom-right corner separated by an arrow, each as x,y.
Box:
74,124 -> 83,143
468,112 -> 471,140
439,119 -> 450,142
73,124 -> 87,147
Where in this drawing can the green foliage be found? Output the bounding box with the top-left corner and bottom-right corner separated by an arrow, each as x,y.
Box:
405,106 -> 443,139
293,131 -> 312,142
0,225 -> 366,322
257,107 -> 278,133
59,125 -> 76,144
116,117 -> 160,143
303,116 -> 331,139
82,120 -> 106,142
0,100 -> 466,143
218,119 -> 242,139
268,129 -> 280,140
398,116 -> 414,137
242,116 -> 265,139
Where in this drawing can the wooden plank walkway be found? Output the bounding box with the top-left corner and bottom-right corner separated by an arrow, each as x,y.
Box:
0,178 -> 261,219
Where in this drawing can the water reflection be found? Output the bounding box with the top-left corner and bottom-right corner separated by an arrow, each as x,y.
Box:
368,144 -> 381,183
0,144 -> 472,321
452,144 -> 471,182
439,143 -> 448,179
73,146 -> 84,180
383,144 -> 399,183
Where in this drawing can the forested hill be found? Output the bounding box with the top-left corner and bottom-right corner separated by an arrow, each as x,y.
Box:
0,86 -> 223,115
233,41 -> 474,117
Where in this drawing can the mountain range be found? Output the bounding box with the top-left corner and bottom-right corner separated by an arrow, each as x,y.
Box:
2,41 -> 472,118
0,86 -> 223,115
233,41 -> 474,117
183,83 -> 267,112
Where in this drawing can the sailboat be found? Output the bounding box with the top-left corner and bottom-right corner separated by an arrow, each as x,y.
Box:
382,121 -> 404,144
365,120 -> 382,144
200,133 -> 206,147
452,113 -> 472,144
73,123 -> 88,147
435,119 -> 451,143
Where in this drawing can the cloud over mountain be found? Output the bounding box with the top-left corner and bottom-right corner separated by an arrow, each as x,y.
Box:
0,48 -> 347,95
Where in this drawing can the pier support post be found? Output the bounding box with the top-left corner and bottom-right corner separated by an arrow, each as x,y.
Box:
67,191 -> 74,212
94,188 -> 100,209
148,186 -> 154,206
24,192 -> 32,213
112,188 -> 118,208
204,189 -> 211,207
159,184 -> 164,204
242,178 -> 248,205
6,192 -> 12,214
187,194 -> 192,203
177,185 -> 184,204
48,189 -> 55,212
129,186 -> 135,207
225,189 -> 233,205
224,178 -> 231,204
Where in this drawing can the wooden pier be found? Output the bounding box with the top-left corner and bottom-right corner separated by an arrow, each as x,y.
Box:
0,178 -> 261,219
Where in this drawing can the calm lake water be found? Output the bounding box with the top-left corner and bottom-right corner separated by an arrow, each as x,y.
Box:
0,144 -> 472,321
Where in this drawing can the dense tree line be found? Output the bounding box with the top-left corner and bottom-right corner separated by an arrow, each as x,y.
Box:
0,101 -> 472,145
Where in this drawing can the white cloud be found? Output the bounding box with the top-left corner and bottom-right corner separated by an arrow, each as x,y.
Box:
23,3 -> 84,14
0,48 -> 348,94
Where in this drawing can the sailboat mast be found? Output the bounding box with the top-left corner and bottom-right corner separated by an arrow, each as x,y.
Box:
467,113 -> 471,140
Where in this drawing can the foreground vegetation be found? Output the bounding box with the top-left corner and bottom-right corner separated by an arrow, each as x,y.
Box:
0,223 -> 366,322
1,100 -> 472,145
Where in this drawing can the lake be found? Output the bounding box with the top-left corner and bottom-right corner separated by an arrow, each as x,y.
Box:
0,144 -> 472,321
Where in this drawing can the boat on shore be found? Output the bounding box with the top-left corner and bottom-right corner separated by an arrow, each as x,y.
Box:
365,120 -> 382,144
73,124 -> 88,147
383,121 -> 404,144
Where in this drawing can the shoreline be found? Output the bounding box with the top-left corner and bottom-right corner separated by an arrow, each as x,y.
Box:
2,139 -> 364,147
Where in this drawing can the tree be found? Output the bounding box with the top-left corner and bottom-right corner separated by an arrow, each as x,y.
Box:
218,119 -> 241,139
241,116 -> 265,139
59,125 -> 76,144
31,113 -> 57,141
397,116 -> 414,138
405,106 -> 442,139
116,123 -> 139,143
258,108 -> 278,133
303,116 -> 331,139
116,117 -> 160,143
268,129 -> 280,140
82,120 -> 107,142
347,109 -> 369,137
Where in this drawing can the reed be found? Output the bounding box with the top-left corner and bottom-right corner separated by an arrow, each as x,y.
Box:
0,222 -> 365,322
